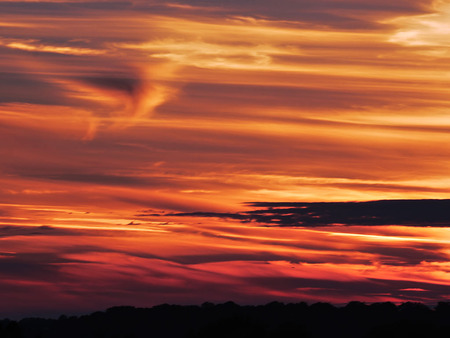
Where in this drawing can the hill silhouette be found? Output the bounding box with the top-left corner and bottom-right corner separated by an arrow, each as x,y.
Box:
1,301 -> 450,338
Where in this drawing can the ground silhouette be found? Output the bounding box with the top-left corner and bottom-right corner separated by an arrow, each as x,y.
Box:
1,301 -> 450,338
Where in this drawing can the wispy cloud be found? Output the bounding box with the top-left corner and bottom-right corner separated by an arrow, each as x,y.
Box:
0,39 -> 106,55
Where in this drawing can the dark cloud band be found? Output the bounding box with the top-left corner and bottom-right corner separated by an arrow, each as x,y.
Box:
149,199 -> 450,227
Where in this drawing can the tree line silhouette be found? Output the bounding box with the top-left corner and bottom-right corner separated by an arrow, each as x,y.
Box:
1,301 -> 450,338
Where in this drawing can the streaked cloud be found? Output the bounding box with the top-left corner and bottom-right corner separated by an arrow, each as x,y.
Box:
0,38 -> 106,55
388,1 -> 450,49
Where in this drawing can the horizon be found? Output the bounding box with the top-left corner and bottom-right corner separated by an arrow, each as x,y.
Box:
2,299 -> 449,321
1,0 -> 450,319
4,301 -> 450,338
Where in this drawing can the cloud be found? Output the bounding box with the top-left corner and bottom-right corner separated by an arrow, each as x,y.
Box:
1,39 -> 105,55
74,72 -> 176,123
387,1 -> 450,49
155,199 -> 450,227
358,243 -> 449,266
28,173 -> 152,186
0,0 -> 436,32
174,0 -> 434,29
244,275 -> 450,303
0,225 -> 79,238
168,252 -> 306,265
0,1 -> 133,16
0,71 -> 68,105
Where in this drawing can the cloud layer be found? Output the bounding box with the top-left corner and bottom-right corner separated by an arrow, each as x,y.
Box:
159,199 -> 450,227
1,0 -> 450,318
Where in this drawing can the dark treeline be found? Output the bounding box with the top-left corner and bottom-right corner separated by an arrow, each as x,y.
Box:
1,301 -> 450,338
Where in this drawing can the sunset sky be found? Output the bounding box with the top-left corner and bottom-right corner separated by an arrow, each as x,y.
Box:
1,0 -> 450,318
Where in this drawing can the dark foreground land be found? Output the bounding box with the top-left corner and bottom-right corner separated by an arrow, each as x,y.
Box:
2,301 -> 450,338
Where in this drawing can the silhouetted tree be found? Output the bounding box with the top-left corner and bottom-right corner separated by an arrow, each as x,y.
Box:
5,301 -> 450,338
0,321 -> 22,338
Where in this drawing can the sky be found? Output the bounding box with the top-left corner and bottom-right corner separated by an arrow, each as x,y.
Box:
1,0 -> 450,318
